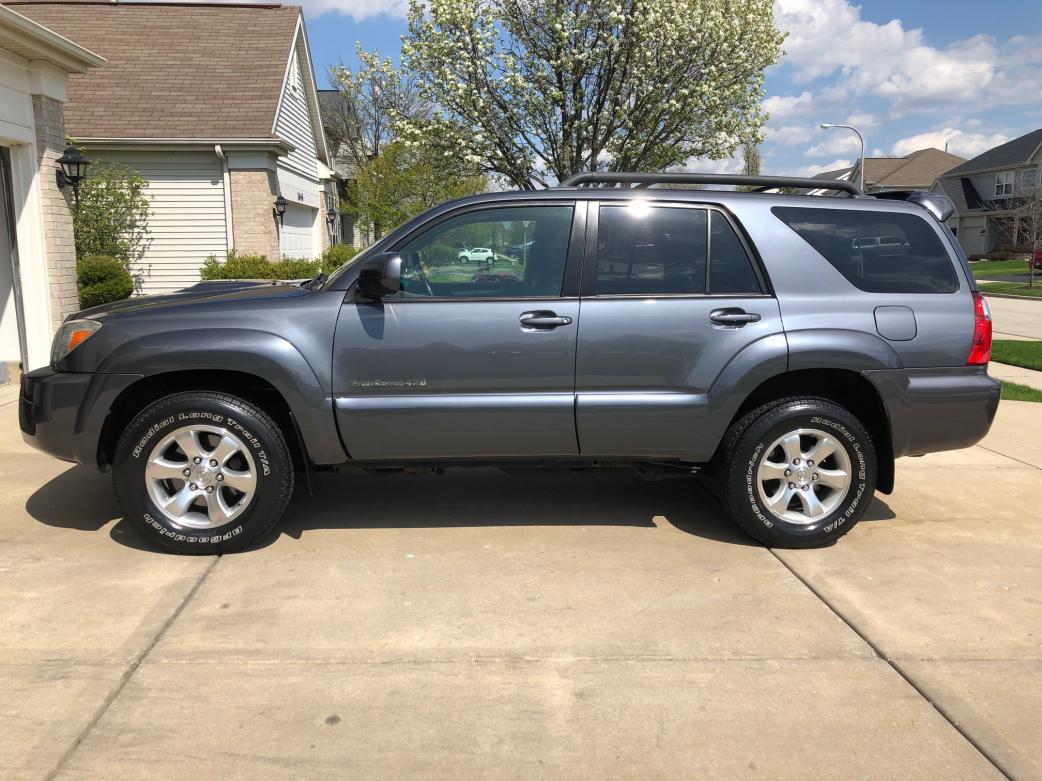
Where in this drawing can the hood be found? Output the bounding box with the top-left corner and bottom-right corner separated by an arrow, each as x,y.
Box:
75,280 -> 311,321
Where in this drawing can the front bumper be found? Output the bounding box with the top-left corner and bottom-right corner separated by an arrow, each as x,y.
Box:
864,366 -> 1001,458
20,368 -> 142,468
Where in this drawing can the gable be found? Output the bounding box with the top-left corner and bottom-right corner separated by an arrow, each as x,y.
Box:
273,21 -> 326,179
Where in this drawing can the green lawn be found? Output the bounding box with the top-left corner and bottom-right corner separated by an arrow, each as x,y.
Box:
970,259 -> 1031,278
991,340 -> 1042,371
1001,381 -> 1042,403
979,281 -> 1042,297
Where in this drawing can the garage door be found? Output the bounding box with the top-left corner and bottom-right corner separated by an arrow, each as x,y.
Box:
94,151 -> 228,295
280,203 -> 317,259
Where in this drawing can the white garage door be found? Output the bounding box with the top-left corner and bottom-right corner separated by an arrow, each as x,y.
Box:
280,203 -> 317,259
96,151 -> 229,295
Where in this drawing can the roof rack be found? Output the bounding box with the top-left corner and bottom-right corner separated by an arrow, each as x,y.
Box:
558,172 -> 863,197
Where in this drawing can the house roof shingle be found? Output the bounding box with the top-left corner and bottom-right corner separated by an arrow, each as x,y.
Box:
812,148 -> 965,190
9,1 -> 301,140
943,129 -> 1042,177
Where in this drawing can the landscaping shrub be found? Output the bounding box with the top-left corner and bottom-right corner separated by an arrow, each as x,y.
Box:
77,255 -> 134,309
201,246 -> 361,281
968,251 -> 1029,262
321,244 -> 359,274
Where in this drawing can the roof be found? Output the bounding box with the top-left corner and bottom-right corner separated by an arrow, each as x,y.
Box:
813,148 -> 965,189
9,1 -> 302,140
943,129 -> 1042,176
0,4 -> 104,72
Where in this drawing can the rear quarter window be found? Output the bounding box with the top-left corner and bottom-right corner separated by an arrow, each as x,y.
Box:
771,206 -> 959,294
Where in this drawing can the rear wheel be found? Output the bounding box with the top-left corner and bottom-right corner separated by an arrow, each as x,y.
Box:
113,391 -> 294,554
721,397 -> 876,548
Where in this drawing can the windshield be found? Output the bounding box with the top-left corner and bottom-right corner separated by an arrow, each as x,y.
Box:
316,242 -> 381,290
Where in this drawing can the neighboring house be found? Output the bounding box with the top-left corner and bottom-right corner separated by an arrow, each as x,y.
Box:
0,4 -> 103,376
12,0 -> 337,294
810,148 -> 966,195
932,129 -> 1042,256
317,88 -> 369,248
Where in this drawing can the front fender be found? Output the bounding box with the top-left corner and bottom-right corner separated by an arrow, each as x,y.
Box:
98,330 -> 346,465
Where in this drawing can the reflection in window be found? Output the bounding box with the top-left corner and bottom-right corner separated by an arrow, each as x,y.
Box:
595,205 -> 707,295
394,206 -> 573,298
773,207 -> 959,294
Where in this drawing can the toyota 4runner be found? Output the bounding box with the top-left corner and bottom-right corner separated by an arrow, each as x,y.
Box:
20,172 -> 1000,553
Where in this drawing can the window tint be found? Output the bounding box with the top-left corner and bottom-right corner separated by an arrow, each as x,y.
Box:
772,207 -> 959,294
394,205 -> 573,298
594,205 -> 707,294
709,211 -> 762,294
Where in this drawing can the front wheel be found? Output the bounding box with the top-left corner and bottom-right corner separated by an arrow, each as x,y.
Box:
720,397 -> 876,548
112,391 -> 295,554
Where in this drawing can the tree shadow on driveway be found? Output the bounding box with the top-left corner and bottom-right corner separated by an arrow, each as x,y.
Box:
25,464 -> 896,553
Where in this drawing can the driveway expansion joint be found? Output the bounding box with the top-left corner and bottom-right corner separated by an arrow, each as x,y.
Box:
42,555 -> 221,781
769,548 -> 1017,781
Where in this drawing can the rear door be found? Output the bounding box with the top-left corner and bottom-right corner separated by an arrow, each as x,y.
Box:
332,201 -> 584,459
575,201 -> 784,459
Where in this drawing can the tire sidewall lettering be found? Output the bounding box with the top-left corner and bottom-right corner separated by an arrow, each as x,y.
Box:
744,412 -> 871,537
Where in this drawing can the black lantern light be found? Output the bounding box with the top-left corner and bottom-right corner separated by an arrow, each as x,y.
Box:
273,194 -> 288,226
56,145 -> 89,207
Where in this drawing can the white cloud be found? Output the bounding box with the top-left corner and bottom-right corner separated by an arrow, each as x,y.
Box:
762,91 -> 815,122
769,125 -> 815,146
775,0 -> 996,110
782,158 -> 854,178
805,132 -> 862,158
297,0 -> 406,20
889,128 -> 1012,159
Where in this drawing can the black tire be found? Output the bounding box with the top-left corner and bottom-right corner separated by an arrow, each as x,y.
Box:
112,391 -> 294,554
721,397 -> 876,548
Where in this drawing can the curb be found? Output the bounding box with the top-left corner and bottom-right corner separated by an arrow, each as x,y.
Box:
982,292 -> 1042,301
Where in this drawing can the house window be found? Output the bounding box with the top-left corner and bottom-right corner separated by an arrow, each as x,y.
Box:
995,170 -> 1014,196
1021,167 -> 1039,193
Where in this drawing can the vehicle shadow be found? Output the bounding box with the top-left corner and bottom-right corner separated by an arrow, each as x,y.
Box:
25,465 -> 897,553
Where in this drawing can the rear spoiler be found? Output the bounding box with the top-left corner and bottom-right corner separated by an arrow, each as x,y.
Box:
869,190 -> 955,222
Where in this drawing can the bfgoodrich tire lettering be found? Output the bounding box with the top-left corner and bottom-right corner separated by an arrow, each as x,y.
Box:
113,391 -> 294,554
722,397 -> 876,548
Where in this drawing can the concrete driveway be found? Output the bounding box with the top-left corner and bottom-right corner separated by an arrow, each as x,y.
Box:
2,383 -> 1040,780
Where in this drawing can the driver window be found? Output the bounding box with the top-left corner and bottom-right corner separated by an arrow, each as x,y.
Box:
393,205 -> 574,298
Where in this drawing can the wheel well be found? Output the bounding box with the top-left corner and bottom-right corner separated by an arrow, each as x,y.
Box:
728,369 -> 895,494
97,370 -> 305,471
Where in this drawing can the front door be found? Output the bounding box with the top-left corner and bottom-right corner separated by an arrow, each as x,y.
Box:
332,202 -> 583,459
575,201 -> 784,460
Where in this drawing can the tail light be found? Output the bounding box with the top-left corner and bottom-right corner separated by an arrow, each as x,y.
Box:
966,291 -> 992,366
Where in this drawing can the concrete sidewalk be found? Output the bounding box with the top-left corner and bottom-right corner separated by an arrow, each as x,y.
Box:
2,397 -> 1040,779
989,361 -> 1042,391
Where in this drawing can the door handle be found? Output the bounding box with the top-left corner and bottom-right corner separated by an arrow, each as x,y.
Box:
520,311 -> 573,329
710,308 -> 761,326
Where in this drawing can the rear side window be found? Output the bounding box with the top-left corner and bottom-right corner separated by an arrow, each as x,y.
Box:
595,205 -> 707,295
709,211 -> 762,295
772,207 -> 958,293
593,205 -> 763,295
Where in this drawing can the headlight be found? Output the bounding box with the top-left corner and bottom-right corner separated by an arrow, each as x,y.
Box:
52,319 -> 102,364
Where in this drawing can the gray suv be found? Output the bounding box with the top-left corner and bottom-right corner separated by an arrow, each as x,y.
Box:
20,173 -> 1000,553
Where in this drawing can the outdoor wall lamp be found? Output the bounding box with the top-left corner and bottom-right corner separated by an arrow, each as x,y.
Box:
326,207 -> 337,225
56,144 -> 89,208
273,195 -> 288,226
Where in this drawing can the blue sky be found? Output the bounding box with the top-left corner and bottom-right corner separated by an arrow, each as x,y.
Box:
303,0 -> 1042,177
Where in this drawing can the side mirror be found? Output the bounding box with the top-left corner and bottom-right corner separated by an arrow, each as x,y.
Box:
356,252 -> 401,299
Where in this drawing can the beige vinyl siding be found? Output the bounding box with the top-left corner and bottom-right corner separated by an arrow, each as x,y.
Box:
94,150 -> 228,294
274,44 -> 318,180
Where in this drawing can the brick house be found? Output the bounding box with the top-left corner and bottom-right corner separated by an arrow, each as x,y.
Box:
0,4 -> 103,376
12,0 -> 337,295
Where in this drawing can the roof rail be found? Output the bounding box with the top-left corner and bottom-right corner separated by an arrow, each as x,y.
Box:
558,172 -> 863,197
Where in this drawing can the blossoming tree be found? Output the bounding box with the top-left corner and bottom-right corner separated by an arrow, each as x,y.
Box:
401,0 -> 784,188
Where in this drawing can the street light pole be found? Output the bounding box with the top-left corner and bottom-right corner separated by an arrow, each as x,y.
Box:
820,123 -> 865,193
